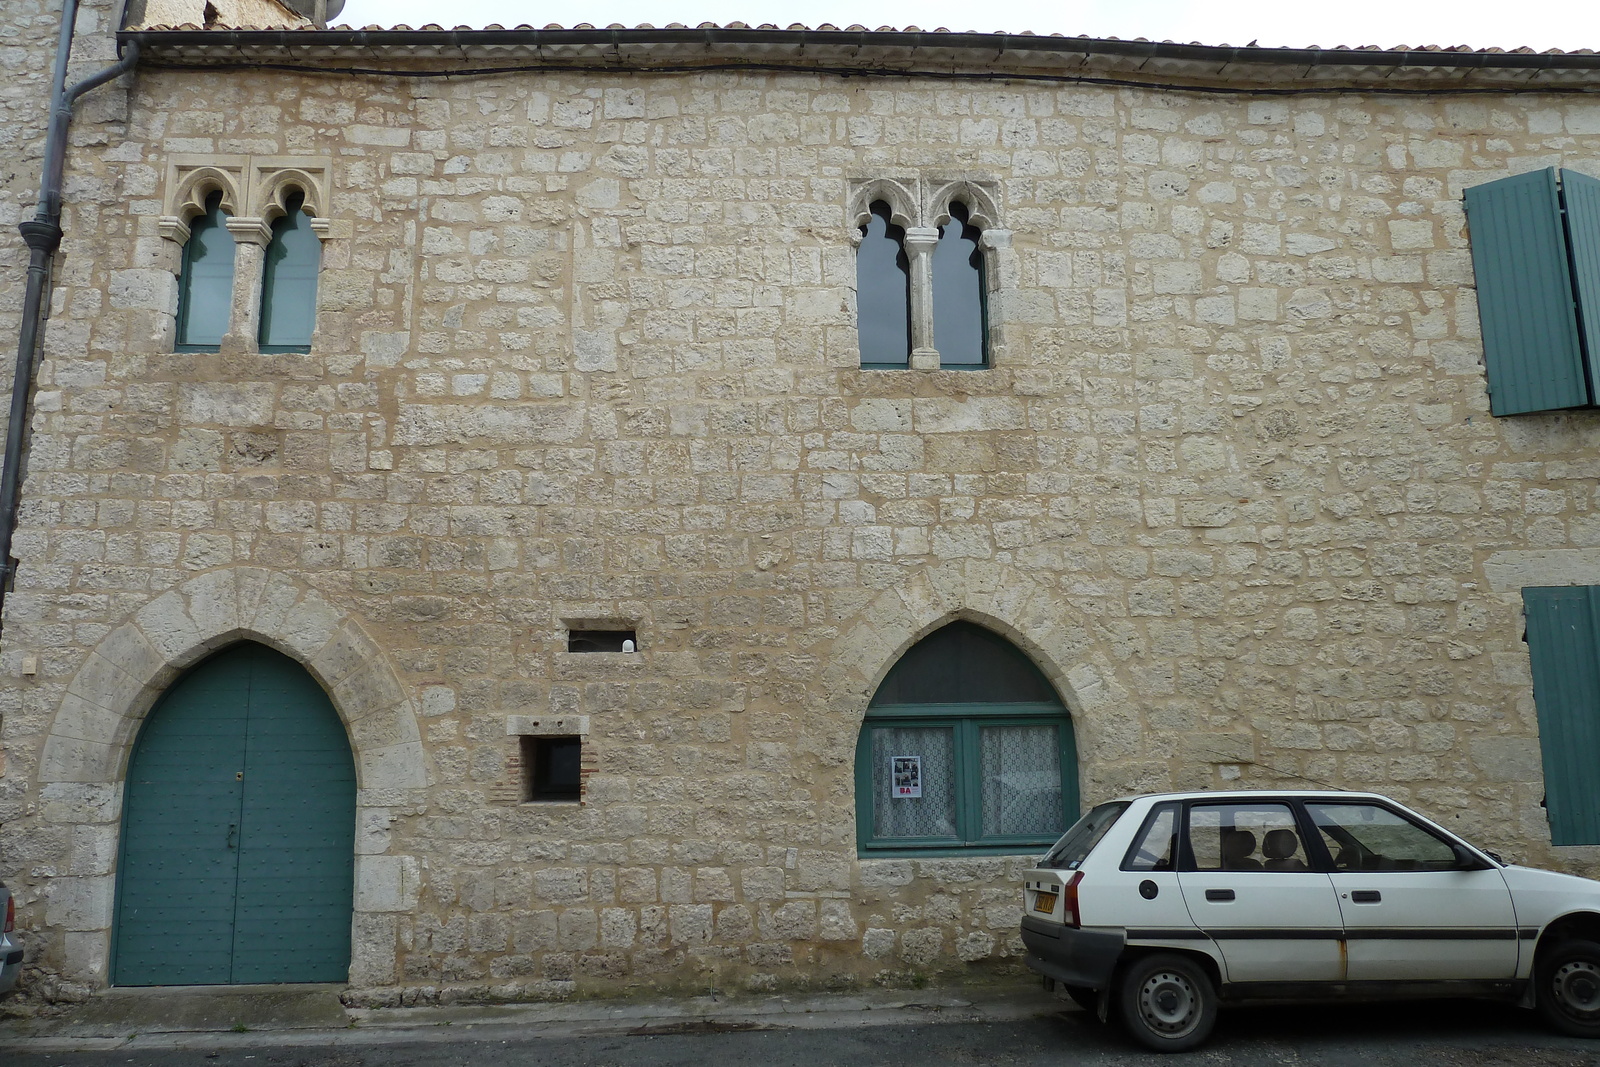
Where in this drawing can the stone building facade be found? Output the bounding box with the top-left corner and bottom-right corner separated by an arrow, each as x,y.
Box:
4,10 -> 1600,1003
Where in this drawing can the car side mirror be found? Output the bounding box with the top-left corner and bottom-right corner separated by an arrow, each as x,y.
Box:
1452,843 -> 1492,870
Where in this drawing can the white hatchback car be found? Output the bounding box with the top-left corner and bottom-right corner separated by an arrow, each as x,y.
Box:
1021,791 -> 1600,1051
0,879 -> 21,996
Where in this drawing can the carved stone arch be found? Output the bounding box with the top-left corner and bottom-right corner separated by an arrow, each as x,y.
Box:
159,166 -> 243,243
926,178 -> 1002,232
40,566 -> 425,791
822,559 -> 1129,753
254,167 -> 330,236
36,566 -> 425,989
849,177 -> 919,232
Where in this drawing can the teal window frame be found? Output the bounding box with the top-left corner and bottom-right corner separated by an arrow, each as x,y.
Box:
1523,585 -> 1600,845
854,700 -> 1078,857
930,202 -> 989,369
855,197 -> 993,372
257,192 -> 321,354
857,199 -> 912,370
174,191 -> 236,353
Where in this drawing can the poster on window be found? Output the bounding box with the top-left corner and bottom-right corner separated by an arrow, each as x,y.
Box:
891,755 -> 923,798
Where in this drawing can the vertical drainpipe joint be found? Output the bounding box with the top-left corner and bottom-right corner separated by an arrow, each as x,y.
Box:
19,220 -> 63,253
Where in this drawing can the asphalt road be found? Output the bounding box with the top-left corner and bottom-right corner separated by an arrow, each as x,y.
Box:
7,999 -> 1600,1067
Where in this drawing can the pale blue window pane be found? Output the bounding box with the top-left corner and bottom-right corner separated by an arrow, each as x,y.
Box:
932,202 -> 987,366
175,191 -> 235,351
857,201 -> 910,368
870,727 -> 956,839
980,725 -> 1062,837
258,193 -> 320,352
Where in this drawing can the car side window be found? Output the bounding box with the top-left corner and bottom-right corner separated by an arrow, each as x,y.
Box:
1306,802 -> 1460,871
1186,803 -> 1306,872
1123,803 -> 1179,871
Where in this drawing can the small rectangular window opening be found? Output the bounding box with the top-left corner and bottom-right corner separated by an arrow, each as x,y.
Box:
521,735 -> 582,802
568,628 -> 637,653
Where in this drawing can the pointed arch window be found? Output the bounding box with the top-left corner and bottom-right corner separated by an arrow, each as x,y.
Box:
932,202 -> 987,366
258,191 -> 321,353
856,200 -> 912,369
175,191 -> 236,353
854,622 -> 1078,855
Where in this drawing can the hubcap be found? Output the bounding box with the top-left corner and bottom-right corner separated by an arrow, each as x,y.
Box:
1555,959 -> 1600,1017
1138,969 -> 1199,1036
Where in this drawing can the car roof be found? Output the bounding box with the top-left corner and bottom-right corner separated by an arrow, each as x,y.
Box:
1104,789 -> 1395,805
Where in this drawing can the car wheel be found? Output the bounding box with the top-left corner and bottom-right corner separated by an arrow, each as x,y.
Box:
1116,952 -> 1217,1052
1538,939 -> 1600,1037
1064,984 -> 1098,1013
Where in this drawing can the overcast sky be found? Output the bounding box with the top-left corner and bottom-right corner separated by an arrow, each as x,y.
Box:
335,0 -> 1598,52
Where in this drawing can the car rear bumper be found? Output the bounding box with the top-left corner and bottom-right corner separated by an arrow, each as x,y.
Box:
1020,916 -> 1124,990
0,940 -> 22,995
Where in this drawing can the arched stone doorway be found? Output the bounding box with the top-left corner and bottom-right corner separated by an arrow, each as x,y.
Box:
112,642 -> 356,985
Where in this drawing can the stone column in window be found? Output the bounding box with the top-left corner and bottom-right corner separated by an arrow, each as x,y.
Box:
222,216 -> 270,353
903,226 -> 941,370
980,227 -> 1013,365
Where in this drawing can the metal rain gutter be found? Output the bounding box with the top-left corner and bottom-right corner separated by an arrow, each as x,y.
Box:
1,11 -> 141,630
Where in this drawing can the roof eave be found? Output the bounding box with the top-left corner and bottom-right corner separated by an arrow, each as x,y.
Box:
114,26 -> 1600,89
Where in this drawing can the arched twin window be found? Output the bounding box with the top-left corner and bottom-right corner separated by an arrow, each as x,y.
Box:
856,198 -> 988,369
855,622 -> 1078,855
174,189 -> 320,354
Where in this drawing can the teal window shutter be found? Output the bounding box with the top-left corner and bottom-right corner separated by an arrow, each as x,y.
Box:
258,192 -> 320,353
175,191 -> 236,352
1523,586 -> 1600,846
1563,169 -> 1600,404
1464,169 -> 1600,415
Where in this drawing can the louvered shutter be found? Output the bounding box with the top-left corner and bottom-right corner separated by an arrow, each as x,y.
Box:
1562,169 -> 1600,404
1464,169 -> 1589,415
1523,586 -> 1600,846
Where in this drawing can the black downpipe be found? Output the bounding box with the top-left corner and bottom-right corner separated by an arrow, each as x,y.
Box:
0,3 -> 140,630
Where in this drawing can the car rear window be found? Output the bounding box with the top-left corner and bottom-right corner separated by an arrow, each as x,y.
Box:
1040,801 -> 1128,869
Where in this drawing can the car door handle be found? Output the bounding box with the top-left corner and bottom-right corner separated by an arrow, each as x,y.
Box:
1350,890 -> 1381,903
1205,889 -> 1235,902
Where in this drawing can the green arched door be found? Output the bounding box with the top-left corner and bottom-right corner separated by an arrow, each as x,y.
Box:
113,642 -> 356,985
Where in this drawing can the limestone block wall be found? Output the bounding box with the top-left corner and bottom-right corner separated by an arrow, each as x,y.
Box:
128,0 -> 311,30
0,0 -> 124,458
3,57 -> 1600,1001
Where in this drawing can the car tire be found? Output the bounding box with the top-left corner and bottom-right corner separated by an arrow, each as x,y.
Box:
1537,939 -> 1600,1037
1116,952 -> 1217,1052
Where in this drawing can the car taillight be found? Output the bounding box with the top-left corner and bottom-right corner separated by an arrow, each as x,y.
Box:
3,895 -> 12,934
1062,870 -> 1083,929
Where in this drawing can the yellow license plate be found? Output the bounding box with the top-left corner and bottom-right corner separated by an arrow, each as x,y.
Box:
1032,891 -> 1057,914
